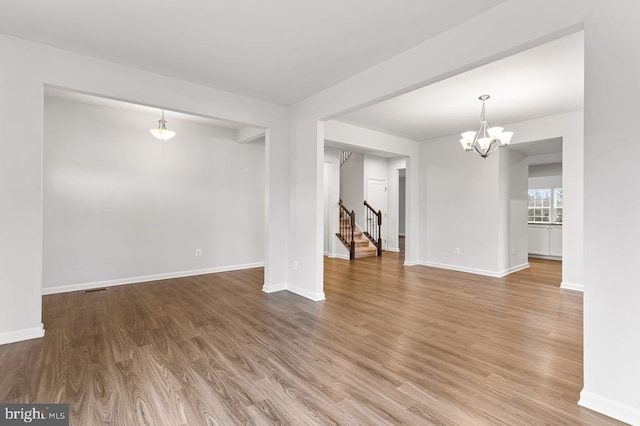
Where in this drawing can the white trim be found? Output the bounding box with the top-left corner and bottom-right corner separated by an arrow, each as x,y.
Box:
326,253 -> 350,260
561,281 -> 583,292
579,389 -> 640,425
500,263 -> 530,276
287,285 -> 326,302
0,324 -> 45,345
528,254 -> 562,261
404,260 -> 420,266
386,247 -> 400,253
415,261 -> 529,278
262,282 -> 287,293
42,262 -> 265,295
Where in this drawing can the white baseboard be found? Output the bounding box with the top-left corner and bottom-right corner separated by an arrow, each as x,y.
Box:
0,324 -> 45,345
262,282 -> 287,293
42,262 -> 265,295
561,281 -> 584,292
326,253 -> 350,260
386,247 -> 400,253
528,254 -> 562,261
415,261 -> 529,278
500,263 -> 530,277
287,285 -> 326,302
579,389 -> 640,425
404,260 -> 420,266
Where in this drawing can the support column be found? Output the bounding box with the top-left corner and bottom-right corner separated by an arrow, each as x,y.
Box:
262,125 -> 291,294
0,74 -> 45,344
286,120 -> 325,301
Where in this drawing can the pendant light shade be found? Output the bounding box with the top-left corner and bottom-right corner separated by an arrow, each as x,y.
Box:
150,110 -> 176,140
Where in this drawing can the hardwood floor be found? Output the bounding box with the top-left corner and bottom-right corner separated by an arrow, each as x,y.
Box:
0,255 -> 621,425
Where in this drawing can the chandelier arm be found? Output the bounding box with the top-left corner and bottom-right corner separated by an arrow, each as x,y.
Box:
488,140 -> 498,156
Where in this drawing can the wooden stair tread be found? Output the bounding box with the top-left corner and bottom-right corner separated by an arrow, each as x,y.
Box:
335,220 -> 379,259
354,245 -> 377,259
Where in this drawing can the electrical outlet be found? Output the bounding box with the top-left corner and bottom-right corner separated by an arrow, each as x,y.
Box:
293,261 -> 298,270
511,248 -> 516,256
195,249 -> 202,257
454,248 -> 460,255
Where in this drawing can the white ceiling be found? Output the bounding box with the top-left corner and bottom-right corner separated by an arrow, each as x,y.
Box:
0,0 -> 506,106
337,31 -> 584,141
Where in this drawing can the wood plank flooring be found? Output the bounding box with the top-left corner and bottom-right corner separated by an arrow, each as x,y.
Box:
0,254 -> 622,425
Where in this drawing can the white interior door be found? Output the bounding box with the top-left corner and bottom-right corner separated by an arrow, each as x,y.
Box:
366,178 -> 387,249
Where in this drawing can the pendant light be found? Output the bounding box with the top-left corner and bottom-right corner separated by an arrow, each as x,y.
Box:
149,109 -> 176,140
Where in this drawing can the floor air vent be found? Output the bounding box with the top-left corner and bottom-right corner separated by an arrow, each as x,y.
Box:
83,288 -> 108,293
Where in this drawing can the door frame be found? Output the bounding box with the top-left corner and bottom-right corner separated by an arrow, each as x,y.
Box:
366,177 -> 388,250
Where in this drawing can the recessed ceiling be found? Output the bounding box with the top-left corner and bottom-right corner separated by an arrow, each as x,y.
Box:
337,31 -> 584,141
0,0 -> 506,106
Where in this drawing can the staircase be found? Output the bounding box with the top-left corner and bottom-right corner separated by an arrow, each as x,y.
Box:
337,199 -> 380,260
351,226 -> 378,259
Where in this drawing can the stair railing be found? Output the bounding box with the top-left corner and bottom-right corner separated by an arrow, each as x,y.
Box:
337,200 -> 356,260
363,200 -> 382,256
340,151 -> 352,167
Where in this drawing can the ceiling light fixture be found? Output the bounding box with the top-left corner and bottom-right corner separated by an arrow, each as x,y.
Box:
149,109 -> 176,140
459,95 -> 513,159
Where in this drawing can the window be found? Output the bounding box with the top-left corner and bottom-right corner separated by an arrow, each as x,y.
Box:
554,188 -> 563,223
528,188 -> 563,223
528,189 -> 550,222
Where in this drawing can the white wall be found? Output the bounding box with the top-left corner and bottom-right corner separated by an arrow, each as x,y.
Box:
529,162 -> 562,177
581,2 -> 640,423
399,176 -> 406,236
388,159 -> 407,251
323,147 -> 348,259
0,33 -> 289,345
419,136 -> 502,275
529,176 -> 562,190
363,154 -> 388,184
339,152 -> 364,227
498,148 -> 529,272
529,163 -> 562,190
43,97 -> 264,291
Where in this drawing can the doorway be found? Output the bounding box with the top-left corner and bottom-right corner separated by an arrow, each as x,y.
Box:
398,169 -> 406,256
366,178 -> 387,250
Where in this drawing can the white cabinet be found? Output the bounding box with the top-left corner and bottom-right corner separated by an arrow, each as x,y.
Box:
528,224 -> 562,257
549,226 -> 562,257
528,225 -> 550,255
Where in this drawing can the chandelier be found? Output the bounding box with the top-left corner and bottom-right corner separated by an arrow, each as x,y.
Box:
459,95 -> 513,158
149,109 -> 176,141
